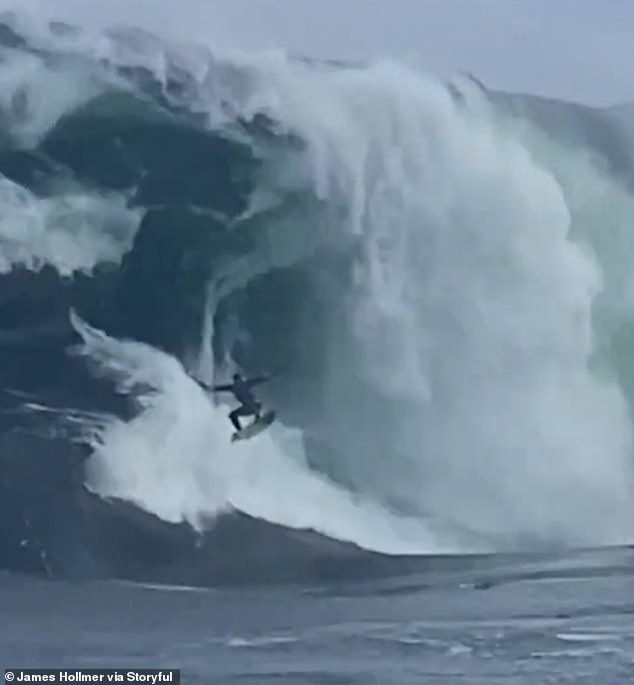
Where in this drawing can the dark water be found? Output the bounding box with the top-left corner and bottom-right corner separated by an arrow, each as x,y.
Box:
3,548 -> 634,684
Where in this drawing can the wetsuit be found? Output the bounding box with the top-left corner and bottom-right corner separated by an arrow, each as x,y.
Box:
210,373 -> 270,431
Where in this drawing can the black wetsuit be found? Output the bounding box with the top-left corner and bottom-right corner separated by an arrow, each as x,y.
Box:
210,374 -> 270,431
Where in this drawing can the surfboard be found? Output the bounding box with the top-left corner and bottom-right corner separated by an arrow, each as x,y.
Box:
231,410 -> 276,442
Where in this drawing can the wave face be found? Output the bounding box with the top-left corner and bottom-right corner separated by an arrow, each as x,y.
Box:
1,14 -> 634,585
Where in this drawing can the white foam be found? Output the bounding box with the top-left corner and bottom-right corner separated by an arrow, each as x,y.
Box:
112,580 -> 211,594
0,176 -> 140,274
15,15 -> 630,548
225,635 -> 299,648
71,311 -> 471,554
556,633 -> 622,643
0,37 -> 112,145
202,54 -> 634,547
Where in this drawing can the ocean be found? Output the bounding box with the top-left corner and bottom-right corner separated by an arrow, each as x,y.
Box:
0,9 -> 633,683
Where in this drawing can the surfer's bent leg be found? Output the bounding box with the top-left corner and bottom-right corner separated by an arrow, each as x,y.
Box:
229,407 -> 242,431
229,402 -> 260,431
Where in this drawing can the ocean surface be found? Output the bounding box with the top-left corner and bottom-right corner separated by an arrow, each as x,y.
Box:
0,9 -> 634,683
3,548 -> 634,683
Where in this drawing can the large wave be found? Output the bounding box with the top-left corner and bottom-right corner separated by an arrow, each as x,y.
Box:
1,13 -> 634,584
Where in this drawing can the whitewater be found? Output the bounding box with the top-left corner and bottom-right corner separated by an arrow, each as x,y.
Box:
0,8 -> 634,572
2,6 -> 634,683
67,46 -> 634,553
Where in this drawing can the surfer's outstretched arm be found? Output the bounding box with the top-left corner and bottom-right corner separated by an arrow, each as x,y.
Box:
212,383 -> 233,392
191,377 -> 232,393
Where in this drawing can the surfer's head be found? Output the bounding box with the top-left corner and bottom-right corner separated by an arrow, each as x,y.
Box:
232,373 -> 242,383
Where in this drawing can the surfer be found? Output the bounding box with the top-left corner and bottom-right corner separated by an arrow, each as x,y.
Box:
203,373 -> 272,431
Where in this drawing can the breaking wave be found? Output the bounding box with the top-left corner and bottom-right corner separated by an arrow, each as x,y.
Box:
1,11 -> 634,585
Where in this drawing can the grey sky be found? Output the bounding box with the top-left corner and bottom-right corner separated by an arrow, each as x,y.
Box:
9,0 -> 634,106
